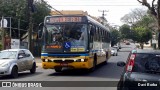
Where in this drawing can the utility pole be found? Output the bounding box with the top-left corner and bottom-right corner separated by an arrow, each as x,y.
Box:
28,0 -> 33,52
98,10 -> 108,25
1,16 -> 5,50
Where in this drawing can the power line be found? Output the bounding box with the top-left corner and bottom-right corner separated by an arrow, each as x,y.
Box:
52,5 -> 142,6
52,1 -> 139,3
98,10 -> 108,25
51,7 -> 63,15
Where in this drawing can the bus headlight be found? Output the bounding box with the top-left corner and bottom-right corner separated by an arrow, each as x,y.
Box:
45,59 -> 48,62
81,59 -> 84,62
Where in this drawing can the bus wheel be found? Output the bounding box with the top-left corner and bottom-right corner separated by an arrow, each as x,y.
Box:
55,67 -> 62,72
90,54 -> 97,72
105,52 -> 108,64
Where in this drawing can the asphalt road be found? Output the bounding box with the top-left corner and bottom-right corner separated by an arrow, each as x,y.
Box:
0,43 -> 135,90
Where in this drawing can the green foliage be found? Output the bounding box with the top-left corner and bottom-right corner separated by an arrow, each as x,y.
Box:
119,24 -> 132,39
0,0 -> 51,38
132,15 -> 155,28
111,29 -> 121,46
132,27 -> 152,44
32,1 -> 52,26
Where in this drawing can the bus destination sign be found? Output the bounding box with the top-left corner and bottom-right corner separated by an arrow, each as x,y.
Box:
48,17 -> 82,23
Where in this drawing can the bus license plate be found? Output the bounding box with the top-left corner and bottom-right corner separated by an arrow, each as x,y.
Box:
60,63 -> 68,66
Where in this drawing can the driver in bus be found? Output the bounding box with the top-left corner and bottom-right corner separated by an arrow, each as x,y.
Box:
52,29 -> 62,42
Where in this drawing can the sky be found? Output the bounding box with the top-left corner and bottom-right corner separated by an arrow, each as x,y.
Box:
44,0 -> 149,26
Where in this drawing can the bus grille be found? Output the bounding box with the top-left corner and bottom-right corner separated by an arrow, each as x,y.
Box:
54,60 -> 74,63
54,56 -> 80,58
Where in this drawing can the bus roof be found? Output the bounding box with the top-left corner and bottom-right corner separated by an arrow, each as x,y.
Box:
45,15 -> 110,32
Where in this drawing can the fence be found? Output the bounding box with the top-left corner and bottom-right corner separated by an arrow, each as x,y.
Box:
0,17 -> 41,56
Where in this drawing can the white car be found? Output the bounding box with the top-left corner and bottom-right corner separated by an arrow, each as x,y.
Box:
97,49 -> 106,56
111,48 -> 118,56
0,49 -> 36,78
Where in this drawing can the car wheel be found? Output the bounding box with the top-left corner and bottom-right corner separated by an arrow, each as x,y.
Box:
55,67 -> 62,72
10,66 -> 18,78
30,63 -> 36,74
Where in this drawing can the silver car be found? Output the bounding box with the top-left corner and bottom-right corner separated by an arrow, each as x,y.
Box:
0,49 -> 36,78
111,48 -> 118,56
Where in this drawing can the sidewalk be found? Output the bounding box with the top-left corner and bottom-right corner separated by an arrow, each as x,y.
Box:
135,43 -> 153,50
143,46 -> 153,50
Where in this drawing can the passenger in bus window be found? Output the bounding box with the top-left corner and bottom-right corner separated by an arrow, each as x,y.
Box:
79,28 -> 86,41
79,27 -> 87,49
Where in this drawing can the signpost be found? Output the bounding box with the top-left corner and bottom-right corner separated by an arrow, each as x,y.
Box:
11,39 -> 20,49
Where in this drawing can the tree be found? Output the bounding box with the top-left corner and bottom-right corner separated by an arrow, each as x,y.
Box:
137,0 -> 160,49
110,29 -> 121,47
119,24 -> 132,39
132,27 -> 152,49
121,8 -> 147,25
0,0 -> 51,39
32,0 -> 52,26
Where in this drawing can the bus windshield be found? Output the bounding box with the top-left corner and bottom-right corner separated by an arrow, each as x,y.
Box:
45,23 -> 88,52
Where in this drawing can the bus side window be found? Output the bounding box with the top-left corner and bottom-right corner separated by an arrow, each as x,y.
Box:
89,25 -> 95,50
90,27 -> 95,36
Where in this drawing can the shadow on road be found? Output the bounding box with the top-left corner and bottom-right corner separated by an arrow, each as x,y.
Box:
0,72 -> 43,80
88,62 -> 123,79
48,61 -> 123,80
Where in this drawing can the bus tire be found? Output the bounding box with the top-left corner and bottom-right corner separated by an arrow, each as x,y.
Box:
105,52 -> 109,64
55,67 -> 62,72
90,54 -> 97,72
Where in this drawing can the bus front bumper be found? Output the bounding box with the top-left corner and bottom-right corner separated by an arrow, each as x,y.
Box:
42,61 -> 91,69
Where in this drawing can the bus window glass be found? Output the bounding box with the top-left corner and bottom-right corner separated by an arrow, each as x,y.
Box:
45,24 -> 88,52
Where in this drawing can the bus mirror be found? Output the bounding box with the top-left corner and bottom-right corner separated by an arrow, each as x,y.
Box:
38,22 -> 44,39
38,30 -> 42,39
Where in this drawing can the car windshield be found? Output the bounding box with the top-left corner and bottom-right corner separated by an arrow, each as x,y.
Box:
133,53 -> 160,74
0,51 -> 17,59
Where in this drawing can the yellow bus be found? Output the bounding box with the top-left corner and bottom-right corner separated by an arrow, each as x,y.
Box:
39,15 -> 111,72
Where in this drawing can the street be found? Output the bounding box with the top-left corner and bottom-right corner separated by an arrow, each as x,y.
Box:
0,43 -> 136,90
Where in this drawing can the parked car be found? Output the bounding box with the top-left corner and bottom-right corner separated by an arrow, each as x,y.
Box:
111,48 -> 118,56
97,49 -> 106,56
0,49 -> 36,78
113,45 -> 120,51
117,49 -> 160,90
